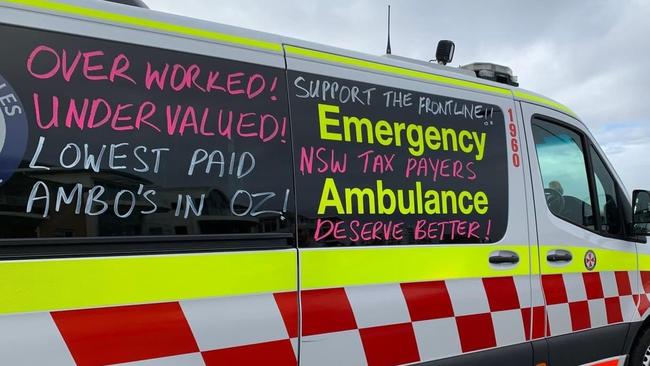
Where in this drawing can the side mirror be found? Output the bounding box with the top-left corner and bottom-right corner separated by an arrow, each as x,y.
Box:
632,190 -> 650,235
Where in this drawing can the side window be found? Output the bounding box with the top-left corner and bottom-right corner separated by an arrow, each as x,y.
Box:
0,24 -> 294,240
289,72 -> 509,247
590,145 -> 624,236
532,119 -> 595,230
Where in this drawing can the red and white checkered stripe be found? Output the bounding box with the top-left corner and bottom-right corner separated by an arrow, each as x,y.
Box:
299,275 -> 538,365
1,271 -> 648,366
0,311 -> 77,366
541,271 -> 640,336
300,271 -> 648,365
0,293 -> 298,366
637,271 -> 650,320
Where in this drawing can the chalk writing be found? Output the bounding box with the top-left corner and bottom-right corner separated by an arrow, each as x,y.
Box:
230,189 -> 291,219
27,45 -> 136,84
26,182 -> 158,218
299,146 -> 347,175
0,24 -> 294,238
188,150 -> 255,178
357,150 -> 394,174
294,75 -> 375,105
32,94 -> 289,143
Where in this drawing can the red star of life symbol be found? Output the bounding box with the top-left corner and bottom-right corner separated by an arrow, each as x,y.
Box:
584,250 -> 596,271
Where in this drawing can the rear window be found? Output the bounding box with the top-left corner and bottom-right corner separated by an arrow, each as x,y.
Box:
289,72 -> 508,246
0,24 -> 293,239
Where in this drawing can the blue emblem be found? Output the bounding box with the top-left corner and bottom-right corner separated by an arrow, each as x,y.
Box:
0,73 -> 28,186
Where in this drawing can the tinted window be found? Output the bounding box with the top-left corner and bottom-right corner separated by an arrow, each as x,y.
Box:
0,25 -> 293,239
289,72 -> 508,247
591,145 -> 624,235
532,119 -> 595,229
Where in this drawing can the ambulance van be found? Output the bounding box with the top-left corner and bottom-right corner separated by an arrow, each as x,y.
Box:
1,0 -> 650,365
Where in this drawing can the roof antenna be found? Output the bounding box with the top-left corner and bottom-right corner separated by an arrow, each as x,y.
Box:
386,5 -> 392,55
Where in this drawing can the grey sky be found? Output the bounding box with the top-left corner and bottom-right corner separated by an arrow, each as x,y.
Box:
148,0 -> 649,191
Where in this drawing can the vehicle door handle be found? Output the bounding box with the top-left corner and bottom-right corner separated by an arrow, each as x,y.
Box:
489,250 -> 520,264
547,249 -> 572,262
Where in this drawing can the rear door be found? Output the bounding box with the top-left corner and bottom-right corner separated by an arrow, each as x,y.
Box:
520,102 -> 638,366
285,45 -> 534,365
0,2 -> 298,365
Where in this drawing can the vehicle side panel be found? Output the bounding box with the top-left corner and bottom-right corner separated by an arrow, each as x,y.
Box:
287,47 -> 532,365
0,5 -> 298,366
519,101 -> 640,366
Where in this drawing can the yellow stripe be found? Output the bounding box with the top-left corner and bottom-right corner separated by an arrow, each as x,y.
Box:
637,252 -> 650,271
0,243 -> 636,314
1,0 -> 282,52
301,245 -> 530,289
0,250 -> 296,315
285,45 -> 512,97
301,244 -> 637,289
530,244 -> 541,275
538,246 -> 636,274
513,90 -> 578,119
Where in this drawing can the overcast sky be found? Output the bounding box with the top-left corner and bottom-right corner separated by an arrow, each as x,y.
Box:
147,0 -> 649,191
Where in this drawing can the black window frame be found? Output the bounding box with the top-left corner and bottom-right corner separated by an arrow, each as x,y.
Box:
587,142 -> 634,239
0,232 -> 295,260
531,115 -> 641,243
